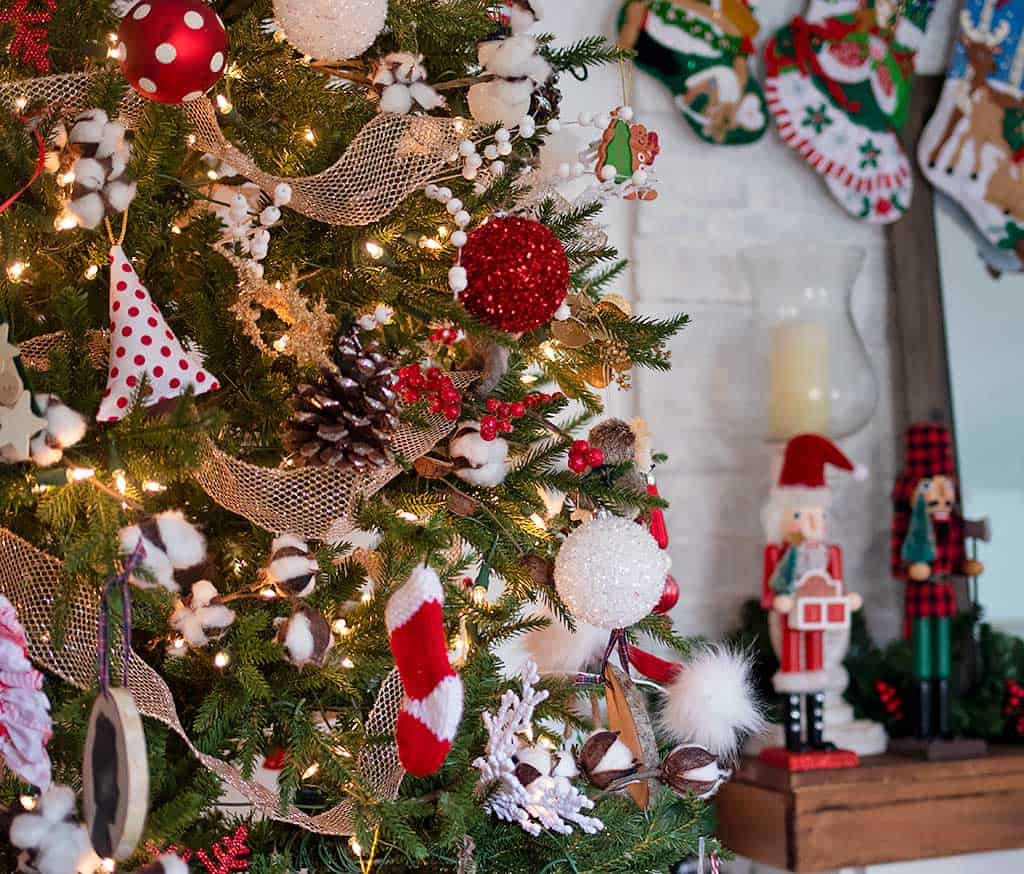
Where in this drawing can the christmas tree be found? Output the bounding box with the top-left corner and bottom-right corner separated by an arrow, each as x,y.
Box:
901,492 -> 937,566
0,2 -> 759,872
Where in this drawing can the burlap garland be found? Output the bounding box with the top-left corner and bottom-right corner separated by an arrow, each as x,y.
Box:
0,73 -> 462,226
0,526 -> 405,835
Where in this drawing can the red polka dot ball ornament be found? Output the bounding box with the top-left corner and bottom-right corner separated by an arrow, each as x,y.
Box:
458,216 -> 570,334
117,0 -> 228,104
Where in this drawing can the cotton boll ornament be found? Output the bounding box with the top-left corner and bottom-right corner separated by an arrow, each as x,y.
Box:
450,421 -> 509,487
116,0 -> 228,104
119,510 -> 208,593
275,606 -> 334,668
274,0 -> 387,61
554,514 -> 669,629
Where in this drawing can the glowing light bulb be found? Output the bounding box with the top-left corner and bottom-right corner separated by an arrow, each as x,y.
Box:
142,480 -> 166,493
56,170 -> 75,186
273,335 -> 290,353
171,637 -> 186,651
6,261 -> 27,281
215,94 -> 233,114
113,470 -> 127,495
304,128 -> 316,144
186,134 -> 197,147
260,586 -> 277,599
350,837 -> 363,857
341,657 -> 355,669
101,859 -> 116,873
360,590 -> 372,604
396,510 -> 419,522
206,169 -> 220,180
472,586 -> 488,605
19,795 -> 36,811
14,96 -> 27,112
68,467 -> 95,482
332,618 -> 349,636
84,265 -> 99,280
55,212 -> 78,231
364,240 -> 385,260
521,373 -> 538,385
214,651 -> 230,668
302,762 -> 320,779
437,225 -> 449,238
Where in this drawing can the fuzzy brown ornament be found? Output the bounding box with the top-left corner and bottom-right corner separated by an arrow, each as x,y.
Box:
283,326 -> 400,470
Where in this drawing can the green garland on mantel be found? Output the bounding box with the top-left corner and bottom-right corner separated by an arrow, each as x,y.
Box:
728,599 -> 1024,743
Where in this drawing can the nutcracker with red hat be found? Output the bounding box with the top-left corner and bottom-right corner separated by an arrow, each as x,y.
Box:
759,434 -> 866,771
891,424 -> 987,753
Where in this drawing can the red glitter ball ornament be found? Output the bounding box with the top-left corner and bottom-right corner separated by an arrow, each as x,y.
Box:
458,216 -> 569,333
117,0 -> 228,104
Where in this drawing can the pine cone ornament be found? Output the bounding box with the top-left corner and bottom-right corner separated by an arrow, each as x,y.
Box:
283,327 -> 400,470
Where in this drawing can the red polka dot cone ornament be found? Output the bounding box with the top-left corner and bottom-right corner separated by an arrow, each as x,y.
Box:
98,245 -> 219,423
385,564 -> 464,777
117,0 -> 228,104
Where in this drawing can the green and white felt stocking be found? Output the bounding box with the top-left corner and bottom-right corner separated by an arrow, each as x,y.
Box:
765,0 -> 934,223
619,0 -> 768,146
919,0 -> 1024,270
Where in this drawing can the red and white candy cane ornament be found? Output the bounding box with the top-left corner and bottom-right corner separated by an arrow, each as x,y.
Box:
385,564 -> 464,776
98,245 -> 219,423
116,0 -> 227,104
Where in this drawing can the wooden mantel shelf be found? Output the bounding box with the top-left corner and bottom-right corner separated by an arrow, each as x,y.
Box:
715,746 -> 1024,872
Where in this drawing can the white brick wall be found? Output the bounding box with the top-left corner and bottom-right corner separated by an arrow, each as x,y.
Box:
540,2 -> 1024,871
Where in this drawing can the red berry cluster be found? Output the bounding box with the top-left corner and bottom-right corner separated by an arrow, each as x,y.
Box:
875,679 -> 904,721
1004,679 -> 1024,718
478,392 -> 563,441
430,325 -> 461,346
395,364 -> 463,421
568,439 -> 604,474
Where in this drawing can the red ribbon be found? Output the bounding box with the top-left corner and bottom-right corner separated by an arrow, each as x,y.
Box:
0,116 -> 46,216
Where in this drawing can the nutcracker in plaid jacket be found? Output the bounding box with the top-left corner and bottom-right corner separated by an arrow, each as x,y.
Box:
892,423 -> 974,739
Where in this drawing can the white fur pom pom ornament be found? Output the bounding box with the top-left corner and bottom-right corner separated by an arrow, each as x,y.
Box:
654,645 -> 763,760
522,606 -> 608,676
450,421 -> 509,487
554,514 -> 670,629
119,510 -> 208,593
9,785 -> 98,874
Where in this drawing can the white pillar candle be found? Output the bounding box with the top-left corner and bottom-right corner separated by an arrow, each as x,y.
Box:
768,321 -> 830,440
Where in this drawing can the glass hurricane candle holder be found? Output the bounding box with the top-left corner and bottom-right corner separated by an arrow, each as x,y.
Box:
739,244 -> 877,442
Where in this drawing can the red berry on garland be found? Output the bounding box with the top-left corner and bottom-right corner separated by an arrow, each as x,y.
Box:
654,573 -> 680,615
568,454 -> 588,474
510,401 -> 526,418
585,447 -> 604,467
117,0 -> 228,104
458,216 -> 570,333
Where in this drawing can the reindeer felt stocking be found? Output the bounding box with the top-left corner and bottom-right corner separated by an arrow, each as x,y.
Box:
618,0 -> 768,146
765,0 -> 935,223
919,0 -> 1024,271
385,564 -> 464,776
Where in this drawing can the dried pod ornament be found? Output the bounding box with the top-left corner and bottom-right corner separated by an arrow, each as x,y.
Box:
659,744 -> 730,800
264,534 -> 319,598
275,605 -> 334,668
576,730 -> 638,790
283,325 -> 400,471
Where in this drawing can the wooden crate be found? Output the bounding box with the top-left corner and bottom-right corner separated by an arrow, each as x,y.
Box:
715,746 -> 1024,872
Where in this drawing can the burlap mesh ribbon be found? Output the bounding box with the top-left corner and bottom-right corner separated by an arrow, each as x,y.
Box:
0,527 -> 405,834
0,73 -> 462,226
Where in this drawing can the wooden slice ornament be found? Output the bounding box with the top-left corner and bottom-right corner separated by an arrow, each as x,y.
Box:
603,664 -> 661,809
84,687 -> 149,860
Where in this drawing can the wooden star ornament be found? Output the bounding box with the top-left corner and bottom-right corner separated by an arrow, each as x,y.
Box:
0,389 -> 47,459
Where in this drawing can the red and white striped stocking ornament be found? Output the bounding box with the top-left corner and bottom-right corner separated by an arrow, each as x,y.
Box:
385,564 -> 463,776
99,245 -> 219,422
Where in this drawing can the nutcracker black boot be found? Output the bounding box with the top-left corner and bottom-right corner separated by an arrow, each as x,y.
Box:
806,691 -> 832,750
784,693 -> 803,752
936,678 -> 953,740
916,679 -> 933,739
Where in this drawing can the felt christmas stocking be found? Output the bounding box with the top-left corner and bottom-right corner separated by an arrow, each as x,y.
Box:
385,564 -> 464,776
765,0 -> 935,223
618,0 -> 768,145
99,245 -> 218,423
919,0 -> 1024,268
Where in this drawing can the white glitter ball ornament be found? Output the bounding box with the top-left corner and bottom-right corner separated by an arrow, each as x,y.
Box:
554,514 -> 670,629
274,0 -> 387,61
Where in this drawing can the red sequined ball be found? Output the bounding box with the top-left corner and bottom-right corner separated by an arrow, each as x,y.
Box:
458,216 -> 569,334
